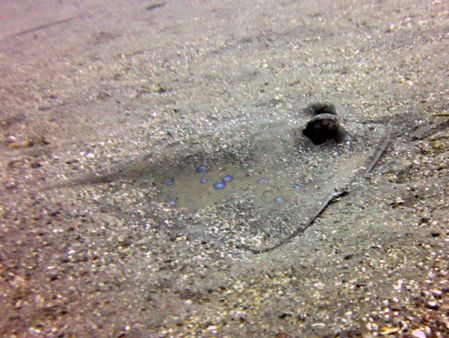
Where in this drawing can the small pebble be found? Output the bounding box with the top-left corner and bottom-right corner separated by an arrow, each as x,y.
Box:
274,195 -> 284,203
258,178 -> 269,185
411,329 -> 427,338
425,300 -> 439,309
222,175 -> 233,182
200,178 -> 207,184
430,228 -> 441,237
168,200 -> 177,206
164,178 -> 175,186
213,182 -> 226,190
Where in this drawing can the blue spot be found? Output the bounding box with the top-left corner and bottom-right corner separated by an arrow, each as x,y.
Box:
213,182 -> 226,190
196,166 -> 207,173
222,175 -> 233,182
199,177 -> 207,184
168,199 -> 177,206
164,178 -> 175,186
292,183 -> 301,191
274,195 -> 284,204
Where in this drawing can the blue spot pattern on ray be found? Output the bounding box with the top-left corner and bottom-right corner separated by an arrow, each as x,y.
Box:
292,183 -> 301,191
196,166 -> 207,173
200,177 -> 207,184
213,182 -> 226,190
164,178 -> 175,186
274,195 -> 284,204
222,175 -> 233,182
168,199 -> 177,206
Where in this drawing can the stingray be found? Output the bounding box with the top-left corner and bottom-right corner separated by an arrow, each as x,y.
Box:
49,110 -> 392,254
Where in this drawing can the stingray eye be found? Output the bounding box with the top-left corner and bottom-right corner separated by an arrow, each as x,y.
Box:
302,104 -> 348,145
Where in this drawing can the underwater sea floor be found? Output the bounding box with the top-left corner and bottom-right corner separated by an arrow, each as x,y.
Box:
1,0 -> 448,336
